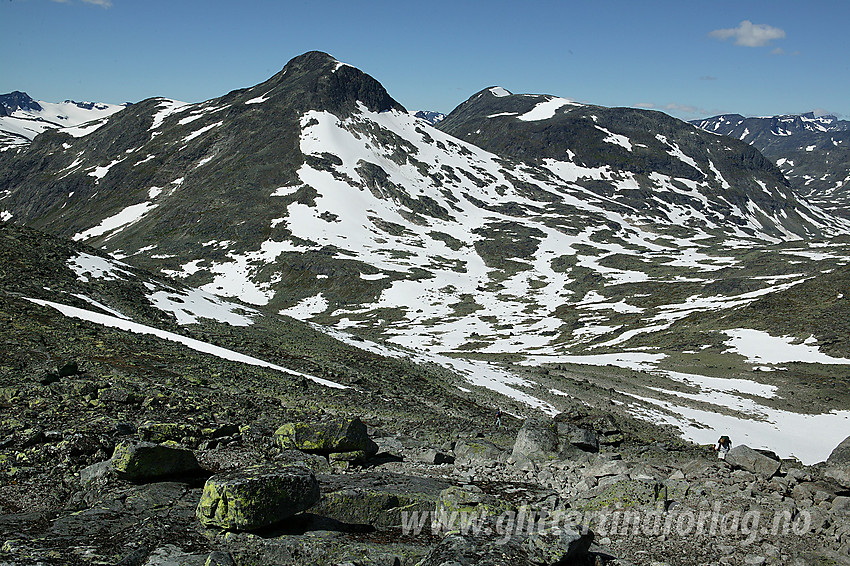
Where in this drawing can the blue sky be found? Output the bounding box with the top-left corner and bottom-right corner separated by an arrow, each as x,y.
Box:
2,0 -> 848,120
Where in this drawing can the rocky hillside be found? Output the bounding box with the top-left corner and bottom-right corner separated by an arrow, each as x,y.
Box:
691,113 -> 850,217
2,222 -> 849,566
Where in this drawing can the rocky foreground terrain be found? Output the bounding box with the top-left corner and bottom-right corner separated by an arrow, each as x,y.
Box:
1,359 -> 849,566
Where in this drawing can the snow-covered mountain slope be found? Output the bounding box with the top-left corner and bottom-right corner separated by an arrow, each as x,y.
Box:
692,112 -> 850,217
3,52 -> 850,462
1,51 -> 849,363
0,91 -> 127,150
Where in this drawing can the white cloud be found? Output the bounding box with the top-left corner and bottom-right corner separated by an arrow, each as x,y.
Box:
709,20 -> 785,47
51,0 -> 112,6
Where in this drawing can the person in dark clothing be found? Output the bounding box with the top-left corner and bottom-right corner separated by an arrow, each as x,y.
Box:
715,435 -> 732,459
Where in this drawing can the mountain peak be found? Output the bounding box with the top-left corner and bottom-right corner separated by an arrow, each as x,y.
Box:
486,86 -> 512,98
0,91 -> 43,113
259,51 -> 405,115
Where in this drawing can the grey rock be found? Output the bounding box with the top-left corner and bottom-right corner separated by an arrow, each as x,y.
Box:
111,440 -> 203,481
414,448 -> 454,465
311,471 -> 449,528
142,545 -> 208,566
583,457 -> 629,479
825,466 -> 850,489
275,449 -> 331,474
564,425 -> 599,453
454,438 -> 507,466
832,495 -> 850,514
511,417 -> 558,461
79,458 -> 115,485
418,527 -> 593,566
828,435 -> 850,465
725,445 -> 781,479
196,464 -> 320,531
273,417 -> 378,457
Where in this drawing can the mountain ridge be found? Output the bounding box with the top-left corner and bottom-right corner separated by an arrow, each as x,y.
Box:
691,112 -> 850,218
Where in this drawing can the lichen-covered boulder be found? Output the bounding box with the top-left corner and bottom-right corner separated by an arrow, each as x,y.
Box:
434,485 -> 514,532
311,471 -> 449,529
273,417 -> 378,457
453,438 -> 508,466
725,445 -> 781,479
111,440 -> 202,481
571,478 -> 663,512
196,464 -> 320,531
511,417 -> 558,461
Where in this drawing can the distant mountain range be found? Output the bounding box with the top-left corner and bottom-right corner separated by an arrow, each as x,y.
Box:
691,112 -> 850,217
0,91 -> 127,150
411,110 -> 446,125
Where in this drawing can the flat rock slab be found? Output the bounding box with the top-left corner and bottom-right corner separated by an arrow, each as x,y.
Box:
111,440 -> 203,481
454,438 -> 508,466
197,464 -> 320,531
273,417 -> 378,456
312,471 -> 450,528
725,445 -> 781,479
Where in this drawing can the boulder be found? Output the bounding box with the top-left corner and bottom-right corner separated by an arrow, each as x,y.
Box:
824,467 -> 850,489
413,448 -> 455,465
511,417 -> 558,461
572,478 -> 663,512
828,435 -> 850,465
434,485 -> 514,531
275,449 -> 331,474
111,440 -> 202,481
825,436 -> 850,488
563,425 -> 599,453
832,495 -> 850,514
582,456 -> 629,479
273,417 -> 378,457
311,471 -> 449,528
196,464 -> 320,531
725,445 -> 781,479
524,524 -> 594,564
454,438 -> 508,466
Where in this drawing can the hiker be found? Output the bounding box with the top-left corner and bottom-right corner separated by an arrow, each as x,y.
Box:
494,408 -> 503,429
715,435 -> 732,459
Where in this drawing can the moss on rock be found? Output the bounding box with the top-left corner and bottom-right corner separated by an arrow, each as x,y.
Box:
111,440 -> 202,481
196,464 -> 320,531
273,417 -> 378,457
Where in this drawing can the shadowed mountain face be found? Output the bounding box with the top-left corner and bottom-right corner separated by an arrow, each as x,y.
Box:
692,113 -> 850,217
